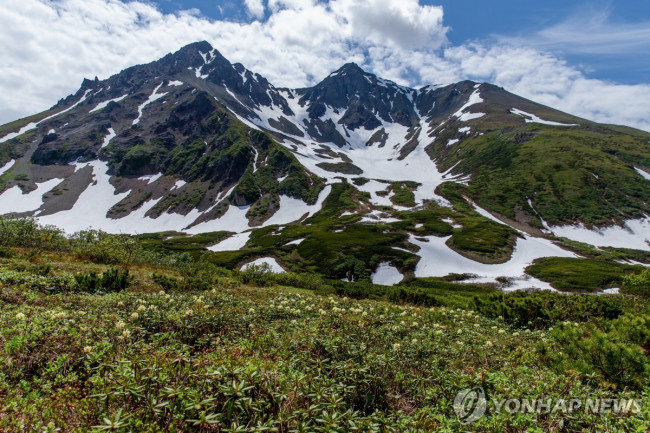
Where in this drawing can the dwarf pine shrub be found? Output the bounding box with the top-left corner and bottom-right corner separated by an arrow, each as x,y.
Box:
74,268 -> 132,293
539,314 -> 650,389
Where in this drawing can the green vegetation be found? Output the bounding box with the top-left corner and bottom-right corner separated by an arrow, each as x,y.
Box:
0,217 -> 649,431
622,269 -> 650,297
0,108 -> 56,138
136,231 -> 230,254
74,268 -> 133,293
540,315 -> 650,389
13,172 -> 29,181
474,290 -> 648,328
304,182 -> 362,224
315,161 -> 363,174
556,238 -> 650,263
389,181 -> 418,207
526,257 -> 646,292
432,125 -> 650,226
112,141 -> 167,176
390,206 -> 455,236
447,219 -> 516,262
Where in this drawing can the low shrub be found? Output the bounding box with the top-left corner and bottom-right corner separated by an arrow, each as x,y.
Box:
526,257 -> 642,292
475,291 -> 626,328
238,263 -> 274,286
70,230 -> 141,265
622,269 -> 650,297
539,314 -> 650,389
74,268 -> 132,293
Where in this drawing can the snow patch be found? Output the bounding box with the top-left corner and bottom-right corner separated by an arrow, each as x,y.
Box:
251,146 -> 259,172
0,178 -> 63,214
207,232 -> 251,251
511,108 -> 578,127
355,180 -> 393,207
101,128 -> 116,149
453,87 -> 485,121
241,257 -> 286,273
447,138 -> 459,146
458,112 -> 485,121
442,217 -> 462,228
371,262 -> 403,286
138,173 -> 163,184
0,159 -> 15,176
410,234 -> 576,288
36,161 -> 129,232
550,218 -> 650,251
285,238 -> 305,246
359,210 -> 400,224
264,185 -> 332,226
187,205 -> 252,234
133,83 -> 167,125
167,80 -> 183,87
90,94 -> 128,113
634,167 -> 650,181
472,203 -> 504,225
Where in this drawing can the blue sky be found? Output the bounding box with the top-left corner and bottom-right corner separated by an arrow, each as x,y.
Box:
0,0 -> 649,130
438,0 -> 650,83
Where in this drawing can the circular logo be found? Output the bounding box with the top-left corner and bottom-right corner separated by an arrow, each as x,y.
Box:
453,387 -> 487,425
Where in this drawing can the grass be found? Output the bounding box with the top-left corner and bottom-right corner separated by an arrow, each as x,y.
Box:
526,257 -> 647,292
1,247 -> 649,431
448,218 -> 517,262
555,238 -> 650,264
137,231 -> 232,254
389,181 -> 417,207
0,108 -> 56,138
432,125 -> 650,226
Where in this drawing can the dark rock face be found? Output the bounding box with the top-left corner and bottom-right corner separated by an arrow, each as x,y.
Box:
25,41 -> 499,168
296,62 -> 420,139
415,80 -> 478,124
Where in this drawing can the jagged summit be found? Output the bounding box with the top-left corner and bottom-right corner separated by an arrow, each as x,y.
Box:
331,62 -> 368,76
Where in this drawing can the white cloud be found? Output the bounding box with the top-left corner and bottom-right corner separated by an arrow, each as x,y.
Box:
243,0 -> 265,19
330,0 -> 447,49
500,9 -> 650,56
0,0 -> 648,132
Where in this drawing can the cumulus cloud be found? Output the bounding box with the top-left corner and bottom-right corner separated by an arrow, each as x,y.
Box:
330,0 -> 447,49
0,0 -> 648,131
243,0 -> 265,19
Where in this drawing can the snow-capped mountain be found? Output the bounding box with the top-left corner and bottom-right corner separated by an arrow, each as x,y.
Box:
0,41 -> 648,287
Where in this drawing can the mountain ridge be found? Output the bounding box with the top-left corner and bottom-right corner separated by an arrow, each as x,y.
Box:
0,40 -> 648,286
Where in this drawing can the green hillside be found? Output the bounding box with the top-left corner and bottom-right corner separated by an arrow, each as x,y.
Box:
1,218 -> 649,432
431,123 -> 650,227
